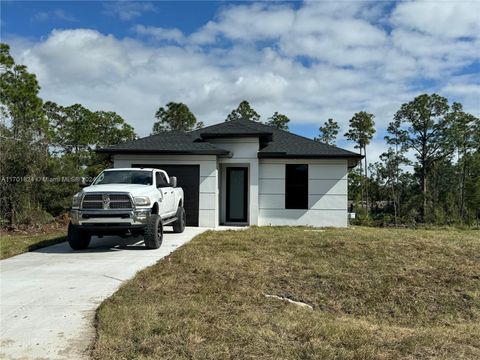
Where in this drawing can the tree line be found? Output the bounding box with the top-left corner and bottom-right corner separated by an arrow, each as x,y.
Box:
337,96 -> 479,226
1,42 -> 479,228
152,100 -> 290,133
0,44 -> 136,227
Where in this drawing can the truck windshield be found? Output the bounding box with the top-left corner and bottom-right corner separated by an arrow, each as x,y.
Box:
93,171 -> 153,185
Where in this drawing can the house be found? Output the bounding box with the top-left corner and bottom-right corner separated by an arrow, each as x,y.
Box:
98,119 -> 362,228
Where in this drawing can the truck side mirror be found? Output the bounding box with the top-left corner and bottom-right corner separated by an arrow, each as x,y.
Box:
169,176 -> 177,188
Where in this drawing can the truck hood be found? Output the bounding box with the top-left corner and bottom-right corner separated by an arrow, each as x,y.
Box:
81,184 -> 153,196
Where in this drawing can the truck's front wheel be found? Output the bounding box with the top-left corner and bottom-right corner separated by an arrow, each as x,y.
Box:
172,206 -> 186,233
67,223 -> 91,250
144,214 -> 163,249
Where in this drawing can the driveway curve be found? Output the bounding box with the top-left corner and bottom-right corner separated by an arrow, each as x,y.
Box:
0,227 -> 209,360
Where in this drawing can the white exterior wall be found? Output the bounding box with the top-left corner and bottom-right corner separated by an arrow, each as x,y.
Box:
258,159 -> 348,227
209,138 -> 259,225
112,148 -> 349,228
113,154 -> 218,228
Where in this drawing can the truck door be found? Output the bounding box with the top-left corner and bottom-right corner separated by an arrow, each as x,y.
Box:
155,171 -> 175,216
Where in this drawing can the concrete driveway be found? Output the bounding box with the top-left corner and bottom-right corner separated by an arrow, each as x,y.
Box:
0,227 -> 209,360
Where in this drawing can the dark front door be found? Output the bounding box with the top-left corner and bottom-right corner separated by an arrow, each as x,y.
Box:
226,167 -> 248,223
133,164 -> 199,226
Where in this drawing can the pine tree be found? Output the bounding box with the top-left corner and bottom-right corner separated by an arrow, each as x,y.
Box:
153,102 -> 198,133
225,100 -> 260,122
315,118 -> 339,145
393,94 -> 453,222
266,112 -> 289,130
344,111 -> 376,213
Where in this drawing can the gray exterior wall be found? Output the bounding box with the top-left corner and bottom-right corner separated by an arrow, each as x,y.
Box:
113,142 -> 349,228
258,159 -> 348,227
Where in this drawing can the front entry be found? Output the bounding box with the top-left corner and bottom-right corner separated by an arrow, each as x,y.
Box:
226,167 -> 248,223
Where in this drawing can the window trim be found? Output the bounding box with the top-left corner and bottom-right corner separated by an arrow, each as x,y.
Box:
226,167 -> 249,223
285,164 -> 308,210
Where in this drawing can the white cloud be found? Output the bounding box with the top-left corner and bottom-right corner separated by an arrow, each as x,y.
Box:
391,1 -> 480,39
391,28 -> 480,78
7,1 -> 480,166
388,1 -> 480,80
103,1 -> 156,21
191,3 -> 295,44
10,27 -> 410,143
440,73 -> 480,115
21,29 -> 131,86
132,25 -> 185,43
32,9 -> 76,22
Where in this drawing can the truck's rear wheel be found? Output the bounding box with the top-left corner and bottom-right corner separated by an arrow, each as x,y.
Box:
172,206 -> 186,233
144,214 -> 163,249
67,222 -> 91,250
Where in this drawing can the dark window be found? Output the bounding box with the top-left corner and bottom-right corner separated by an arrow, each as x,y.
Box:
155,171 -> 169,188
285,164 -> 308,209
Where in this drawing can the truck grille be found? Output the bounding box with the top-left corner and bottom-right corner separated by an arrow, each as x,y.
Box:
82,193 -> 133,210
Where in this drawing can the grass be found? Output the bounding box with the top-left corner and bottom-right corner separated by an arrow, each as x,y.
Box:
93,227 -> 480,359
0,232 -> 67,259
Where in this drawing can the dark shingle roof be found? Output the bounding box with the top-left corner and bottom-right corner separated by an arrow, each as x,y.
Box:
193,119 -> 362,162
98,119 -> 362,166
97,131 -> 229,155
190,119 -> 273,140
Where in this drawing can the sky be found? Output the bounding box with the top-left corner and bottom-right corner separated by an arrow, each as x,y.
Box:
1,0 -> 479,165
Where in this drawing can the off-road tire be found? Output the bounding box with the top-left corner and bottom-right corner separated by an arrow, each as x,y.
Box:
144,214 -> 163,249
172,206 -> 186,233
67,222 -> 91,250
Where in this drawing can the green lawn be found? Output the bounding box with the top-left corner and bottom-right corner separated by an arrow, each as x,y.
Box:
0,232 -> 67,259
93,227 -> 480,359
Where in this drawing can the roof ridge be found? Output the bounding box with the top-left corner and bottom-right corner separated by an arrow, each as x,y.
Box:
191,118 -> 264,132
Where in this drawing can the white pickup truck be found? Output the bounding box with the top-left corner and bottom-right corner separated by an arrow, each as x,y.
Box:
69,168 -> 185,250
